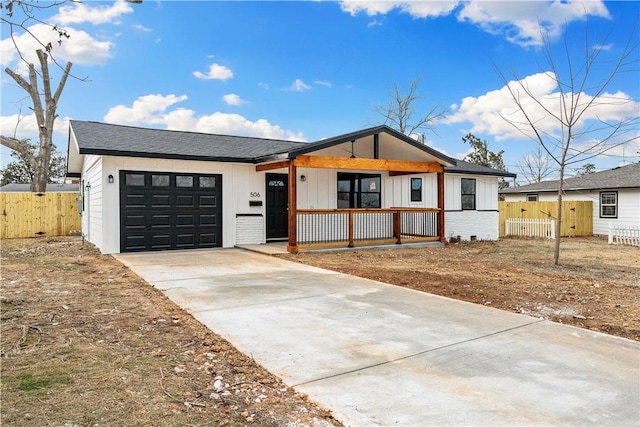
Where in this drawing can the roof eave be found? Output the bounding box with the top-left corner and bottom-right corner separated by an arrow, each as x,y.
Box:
78,148 -> 255,164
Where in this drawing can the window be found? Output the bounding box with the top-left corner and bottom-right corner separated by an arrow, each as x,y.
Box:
461,178 -> 476,210
526,194 -> 538,202
152,175 -> 170,186
600,191 -> 618,218
176,176 -> 193,187
199,176 -> 217,188
126,173 -> 145,186
337,173 -> 381,208
411,178 -> 422,202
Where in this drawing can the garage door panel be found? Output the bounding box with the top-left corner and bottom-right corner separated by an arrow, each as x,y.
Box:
120,171 -> 222,252
151,215 -> 170,227
151,195 -> 171,207
176,195 -> 194,207
200,195 -> 217,206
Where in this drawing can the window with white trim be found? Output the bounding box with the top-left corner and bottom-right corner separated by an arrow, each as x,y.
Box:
526,194 -> 538,202
600,191 -> 618,218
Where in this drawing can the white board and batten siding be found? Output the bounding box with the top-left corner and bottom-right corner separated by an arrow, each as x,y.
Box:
82,155 -> 504,253
81,154 -> 104,250
445,174 -> 500,241
503,188 -> 640,235
91,156 -> 268,254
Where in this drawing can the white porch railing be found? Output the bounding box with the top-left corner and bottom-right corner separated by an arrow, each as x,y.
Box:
297,208 -> 440,248
608,223 -> 640,247
505,218 -> 555,239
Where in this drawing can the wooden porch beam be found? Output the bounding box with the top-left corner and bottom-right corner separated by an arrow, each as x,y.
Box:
287,161 -> 298,253
293,155 -> 444,173
256,160 -> 290,172
437,170 -> 445,243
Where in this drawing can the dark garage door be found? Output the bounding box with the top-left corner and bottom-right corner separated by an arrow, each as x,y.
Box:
120,171 -> 222,252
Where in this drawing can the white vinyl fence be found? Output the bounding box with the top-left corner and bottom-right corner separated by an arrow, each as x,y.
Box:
505,218 -> 555,239
608,223 -> 640,247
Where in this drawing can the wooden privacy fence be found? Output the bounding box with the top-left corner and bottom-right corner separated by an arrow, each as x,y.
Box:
1,192 -> 81,239
608,223 -> 640,247
499,201 -> 592,237
505,218 -> 555,239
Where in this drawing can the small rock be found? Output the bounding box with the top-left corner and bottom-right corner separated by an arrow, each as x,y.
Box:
241,411 -> 249,417
213,379 -> 223,391
174,366 -> 185,373
210,392 -> 220,400
62,305 -> 69,310
573,314 -> 586,320
246,416 -> 254,423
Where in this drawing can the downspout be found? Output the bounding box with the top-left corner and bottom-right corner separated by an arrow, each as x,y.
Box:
84,181 -> 91,243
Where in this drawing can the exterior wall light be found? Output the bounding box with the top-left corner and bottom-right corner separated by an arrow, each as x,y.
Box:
300,175 -> 306,182
108,174 -> 114,183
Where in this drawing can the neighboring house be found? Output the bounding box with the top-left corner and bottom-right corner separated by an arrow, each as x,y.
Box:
0,183 -> 79,192
500,163 -> 640,235
66,120 -> 515,254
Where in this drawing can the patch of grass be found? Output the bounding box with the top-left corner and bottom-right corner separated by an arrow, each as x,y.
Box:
10,372 -> 72,392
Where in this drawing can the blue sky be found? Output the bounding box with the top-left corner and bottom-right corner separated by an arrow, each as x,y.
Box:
1,0 -> 639,183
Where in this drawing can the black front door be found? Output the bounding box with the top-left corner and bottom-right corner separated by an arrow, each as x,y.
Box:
266,173 -> 288,240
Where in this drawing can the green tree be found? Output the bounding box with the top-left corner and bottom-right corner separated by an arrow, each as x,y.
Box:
462,133 -> 510,189
0,139 -> 65,186
575,163 -> 596,176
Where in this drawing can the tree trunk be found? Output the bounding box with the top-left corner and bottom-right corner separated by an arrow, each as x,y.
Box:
553,167 -> 565,265
2,49 -> 72,193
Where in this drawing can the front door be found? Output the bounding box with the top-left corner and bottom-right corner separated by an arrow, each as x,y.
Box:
266,173 -> 288,240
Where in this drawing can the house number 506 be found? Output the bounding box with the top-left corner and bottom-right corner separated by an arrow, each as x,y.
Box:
250,192 -> 260,198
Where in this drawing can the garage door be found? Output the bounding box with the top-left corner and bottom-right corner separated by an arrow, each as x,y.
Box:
120,171 -> 222,252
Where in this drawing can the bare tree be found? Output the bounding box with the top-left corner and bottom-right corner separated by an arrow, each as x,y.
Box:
495,21 -> 639,265
1,49 -> 72,192
374,76 -> 447,137
517,145 -> 554,184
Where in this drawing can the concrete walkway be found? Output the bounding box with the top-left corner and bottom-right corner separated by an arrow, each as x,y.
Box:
115,248 -> 640,426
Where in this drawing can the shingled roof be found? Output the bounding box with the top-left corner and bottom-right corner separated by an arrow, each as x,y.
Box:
67,120 -> 515,178
69,120 -> 305,162
500,163 -> 640,193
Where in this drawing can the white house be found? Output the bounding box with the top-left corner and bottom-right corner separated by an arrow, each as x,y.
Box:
500,163 -> 640,235
66,121 -> 515,253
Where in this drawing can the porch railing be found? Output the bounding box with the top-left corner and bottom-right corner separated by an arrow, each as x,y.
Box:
297,208 -> 440,248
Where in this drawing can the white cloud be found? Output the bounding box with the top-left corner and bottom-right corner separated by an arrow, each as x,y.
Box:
222,94 -> 246,106
103,94 -> 306,141
258,82 -> 270,90
104,94 -> 189,125
340,1 -> 610,47
193,63 -> 234,80
52,0 -> 134,25
0,113 -> 70,138
444,72 -> 640,144
457,1 -> 610,47
1,23 -> 113,71
314,80 -> 332,88
133,24 -> 152,32
288,79 -> 311,92
340,1 -> 460,18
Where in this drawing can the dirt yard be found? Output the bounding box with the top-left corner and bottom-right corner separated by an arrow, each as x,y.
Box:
280,237 -> 640,342
2,237 -> 638,427
0,237 -> 340,427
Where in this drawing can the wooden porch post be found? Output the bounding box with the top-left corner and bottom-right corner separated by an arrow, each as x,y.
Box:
287,160 -> 298,253
437,170 -> 445,242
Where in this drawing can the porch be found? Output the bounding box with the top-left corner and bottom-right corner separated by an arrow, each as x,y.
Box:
254,127 -> 454,253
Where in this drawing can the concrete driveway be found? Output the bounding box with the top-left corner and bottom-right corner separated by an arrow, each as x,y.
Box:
115,248 -> 640,426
